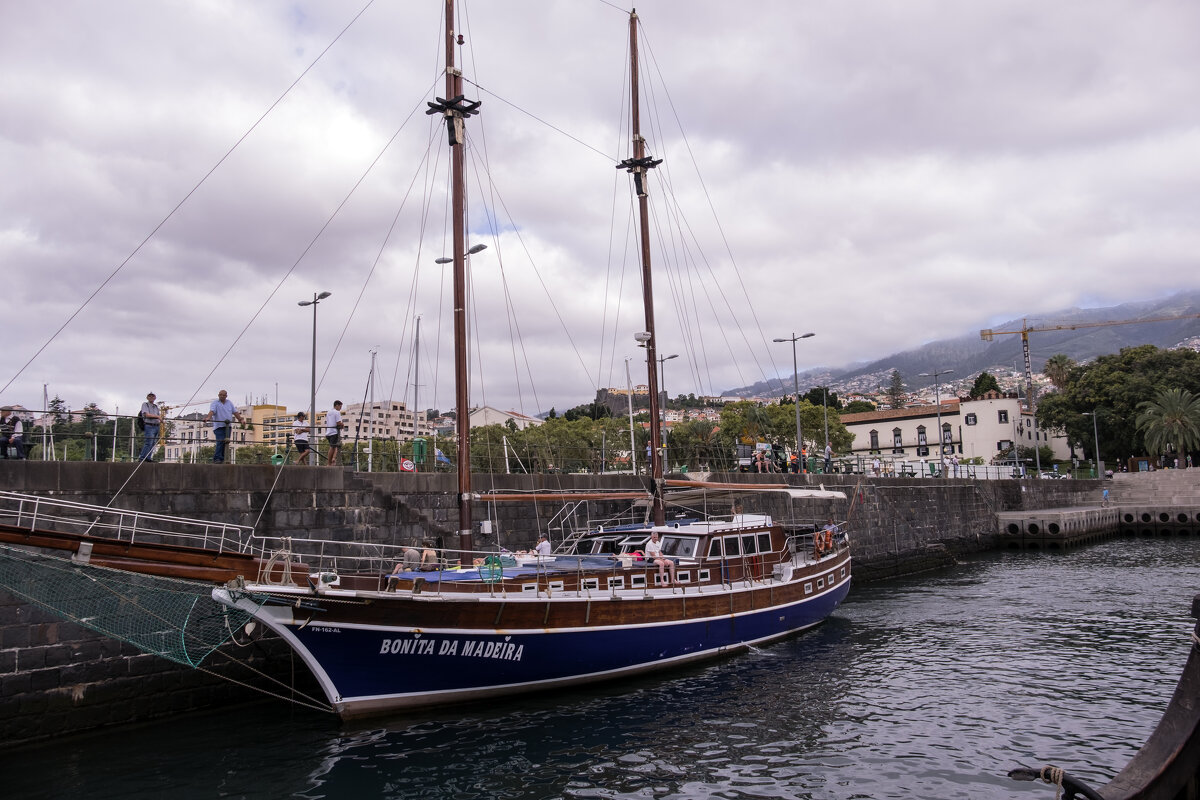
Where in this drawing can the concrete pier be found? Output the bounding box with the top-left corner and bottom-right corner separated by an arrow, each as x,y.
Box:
997,506 -> 1123,549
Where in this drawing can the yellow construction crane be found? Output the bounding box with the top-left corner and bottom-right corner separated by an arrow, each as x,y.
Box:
980,312 -> 1200,409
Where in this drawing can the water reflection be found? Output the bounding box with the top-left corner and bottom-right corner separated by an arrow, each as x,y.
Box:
3,539 -> 1197,799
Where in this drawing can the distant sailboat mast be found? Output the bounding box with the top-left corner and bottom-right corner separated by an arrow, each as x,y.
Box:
623,9 -> 666,526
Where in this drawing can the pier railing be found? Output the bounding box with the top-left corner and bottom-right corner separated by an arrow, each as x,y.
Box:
0,490 -> 253,554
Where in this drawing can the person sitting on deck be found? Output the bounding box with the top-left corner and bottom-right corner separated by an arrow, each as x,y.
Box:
645,530 -> 678,585
420,541 -> 440,571
385,547 -> 422,590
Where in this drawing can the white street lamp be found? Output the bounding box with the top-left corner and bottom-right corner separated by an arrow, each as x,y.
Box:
657,353 -> 677,468
918,368 -> 954,459
773,333 -> 815,472
1082,410 -> 1102,477
298,291 -> 332,460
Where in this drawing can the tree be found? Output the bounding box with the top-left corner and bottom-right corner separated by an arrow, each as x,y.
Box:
802,387 -> 841,410
1136,388 -> 1200,463
1035,345 -> 1200,461
843,400 -> 876,414
969,372 -> 1000,398
886,370 -> 906,409
47,395 -> 68,425
1042,354 -> 1076,391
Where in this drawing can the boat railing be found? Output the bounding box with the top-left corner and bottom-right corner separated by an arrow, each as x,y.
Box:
0,490 -> 254,555
243,533 -> 831,595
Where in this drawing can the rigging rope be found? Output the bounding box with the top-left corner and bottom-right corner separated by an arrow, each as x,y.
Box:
2,0 -> 380,398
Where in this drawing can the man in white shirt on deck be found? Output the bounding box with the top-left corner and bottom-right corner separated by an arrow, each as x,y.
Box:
534,534 -> 552,557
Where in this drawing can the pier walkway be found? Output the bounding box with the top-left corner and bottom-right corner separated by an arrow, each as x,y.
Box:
997,469 -> 1200,549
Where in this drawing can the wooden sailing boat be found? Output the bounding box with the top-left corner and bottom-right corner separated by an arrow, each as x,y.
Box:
205,3 -> 852,718
0,3 -> 851,721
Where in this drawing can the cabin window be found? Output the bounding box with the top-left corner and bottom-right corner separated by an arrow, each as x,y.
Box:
698,569 -> 710,582
581,578 -> 599,591
590,537 -> 622,555
756,533 -> 771,553
548,581 -> 564,592
817,577 -> 825,589
631,575 -> 647,588
804,582 -> 813,595
724,536 -> 741,557
840,567 -> 847,578
608,576 -> 625,590
677,571 -> 691,584
521,583 -> 537,593
741,534 -> 757,555
708,539 -> 723,558
619,536 -> 649,553
662,537 -> 697,558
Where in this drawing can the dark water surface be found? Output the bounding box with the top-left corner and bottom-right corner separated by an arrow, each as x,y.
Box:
6,539 -> 1199,799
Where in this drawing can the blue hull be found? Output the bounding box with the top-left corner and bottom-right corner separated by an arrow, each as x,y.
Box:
247,576 -> 850,715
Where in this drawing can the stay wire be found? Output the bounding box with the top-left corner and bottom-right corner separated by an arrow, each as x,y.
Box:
1,0 -> 379,398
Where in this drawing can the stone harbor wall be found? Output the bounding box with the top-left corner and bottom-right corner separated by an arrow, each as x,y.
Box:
0,461 -> 1102,746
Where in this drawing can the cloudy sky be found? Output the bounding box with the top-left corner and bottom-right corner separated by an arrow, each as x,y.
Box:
3,0 -> 1199,421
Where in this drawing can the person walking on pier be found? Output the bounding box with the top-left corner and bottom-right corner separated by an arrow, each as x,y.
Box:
203,389 -> 245,464
137,392 -> 162,462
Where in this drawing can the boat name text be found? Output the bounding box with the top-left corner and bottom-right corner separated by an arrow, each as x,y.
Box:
379,637 -> 524,661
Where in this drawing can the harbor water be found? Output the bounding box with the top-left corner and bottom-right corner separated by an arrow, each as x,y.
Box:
5,538 -> 1198,799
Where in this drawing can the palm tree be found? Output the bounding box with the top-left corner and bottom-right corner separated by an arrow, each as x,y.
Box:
1135,388 -> 1200,466
1042,354 -> 1075,391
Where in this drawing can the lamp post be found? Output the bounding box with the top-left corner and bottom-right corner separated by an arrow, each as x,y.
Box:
434,242 -> 487,265
773,332 -> 815,471
657,353 -> 677,469
918,368 -> 954,459
298,291 -> 332,459
822,387 -> 829,450
624,357 -> 637,475
1083,410 -> 1101,477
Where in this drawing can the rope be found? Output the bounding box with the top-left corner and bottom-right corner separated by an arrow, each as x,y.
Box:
1039,765 -> 1065,800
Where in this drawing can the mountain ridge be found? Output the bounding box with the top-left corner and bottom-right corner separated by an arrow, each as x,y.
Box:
726,290 -> 1200,397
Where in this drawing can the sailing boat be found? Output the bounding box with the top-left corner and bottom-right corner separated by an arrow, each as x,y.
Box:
206,4 -> 852,718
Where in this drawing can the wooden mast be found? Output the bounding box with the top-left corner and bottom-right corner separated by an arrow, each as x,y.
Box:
430,0 -> 481,554
625,9 -> 666,525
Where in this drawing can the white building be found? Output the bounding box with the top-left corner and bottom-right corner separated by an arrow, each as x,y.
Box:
162,412 -> 255,463
839,392 -> 1071,464
468,406 -> 544,430
340,400 -> 432,442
